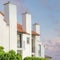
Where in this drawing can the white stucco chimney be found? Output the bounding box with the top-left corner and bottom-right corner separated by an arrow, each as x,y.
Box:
4,2 -> 17,52
22,12 -> 32,34
33,23 -> 40,34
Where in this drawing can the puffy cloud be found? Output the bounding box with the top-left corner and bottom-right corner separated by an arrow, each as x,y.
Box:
43,37 -> 60,60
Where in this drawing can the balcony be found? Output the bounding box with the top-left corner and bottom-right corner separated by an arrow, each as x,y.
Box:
32,47 -> 35,53
17,41 -> 22,48
32,36 -> 35,53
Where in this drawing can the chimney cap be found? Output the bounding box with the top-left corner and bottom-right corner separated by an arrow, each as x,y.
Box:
34,23 -> 39,25
4,1 -> 16,5
22,11 -> 30,15
4,1 -> 11,5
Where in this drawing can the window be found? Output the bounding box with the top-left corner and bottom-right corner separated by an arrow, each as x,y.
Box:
38,45 -> 41,56
17,34 -> 20,48
17,34 -> 22,48
27,37 -> 30,44
32,39 -> 35,53
20,34 -> 22,48
32,36 -> 35,53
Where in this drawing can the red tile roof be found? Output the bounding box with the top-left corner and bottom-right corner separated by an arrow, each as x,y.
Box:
0,12 -> 4,16
32,31 -> 40,36
17,24 -> 29,34
0,12 -> 40,36
17,24 -> 40,36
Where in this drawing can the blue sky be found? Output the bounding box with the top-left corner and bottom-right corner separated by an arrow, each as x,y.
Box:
18,0 -> 60,40
0,0 -> 60,40
0,0 -> 60,60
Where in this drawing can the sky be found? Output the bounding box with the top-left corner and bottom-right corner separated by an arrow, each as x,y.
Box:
0,0 -> 60,60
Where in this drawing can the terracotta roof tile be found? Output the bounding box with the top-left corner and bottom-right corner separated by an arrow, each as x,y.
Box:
0,12 -> 4,16
17,24 -> 40,36
32,31 -> 40,36
0,11 -> 40,36
17,24 -> 29,34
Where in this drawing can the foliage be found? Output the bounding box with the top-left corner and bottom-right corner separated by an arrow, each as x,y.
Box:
24,57 -> 48,60
0,46 -> 48,60
0,46 -> 22,60
16,53 -> 22,60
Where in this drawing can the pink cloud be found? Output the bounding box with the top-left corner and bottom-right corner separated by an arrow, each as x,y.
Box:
43,37 -> 60,60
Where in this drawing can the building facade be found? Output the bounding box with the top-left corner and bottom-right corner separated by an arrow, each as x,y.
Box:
0,2 -> 45,58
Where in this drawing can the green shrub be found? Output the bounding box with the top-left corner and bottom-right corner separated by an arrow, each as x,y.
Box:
16,53 -> 22,60
0,46 -> 5,60
0,46 -> 22,60
24,57 -> 48,60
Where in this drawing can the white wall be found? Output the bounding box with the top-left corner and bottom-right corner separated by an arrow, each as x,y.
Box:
35,37 -> 45,58
22,34 -> 32,58
33,23 -> 40,34
4,3 -> 17,52
22,12 -> 32,58
0,13 -> 9,51
0,14 -> 4,46
35,36 -> 40,57
22,12 -> 32,34
41,44 -> 45,58
33,23 -> 45,58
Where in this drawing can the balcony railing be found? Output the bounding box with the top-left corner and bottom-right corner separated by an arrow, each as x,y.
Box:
32,47 -> 35,53
17,42 -> 22,48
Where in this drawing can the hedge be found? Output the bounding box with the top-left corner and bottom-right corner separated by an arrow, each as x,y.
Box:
24,57 -> 48,60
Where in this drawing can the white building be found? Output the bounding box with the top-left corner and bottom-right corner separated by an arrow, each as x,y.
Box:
0,2 -> 45,58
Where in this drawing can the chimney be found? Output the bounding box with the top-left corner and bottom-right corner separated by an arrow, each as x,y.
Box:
22,12 -> 32,34
4,2 -> 17,52
33,23 -> 40,34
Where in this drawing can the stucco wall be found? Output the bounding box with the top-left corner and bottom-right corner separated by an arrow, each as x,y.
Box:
22,34 -> 32,58
4,3 -> 17,52
0,14 -> 9,51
